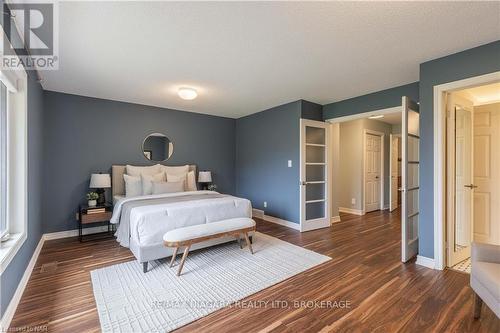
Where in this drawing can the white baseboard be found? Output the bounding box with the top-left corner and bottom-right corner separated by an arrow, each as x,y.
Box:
331,216 -> 341,223
253,209 -> 300,231
252,208 -> 264,219
43,226 -> 110,241
0,224 -> 115,329
338,207 -> 364,216
0,236 -> 44,330
416,255 -> 436,269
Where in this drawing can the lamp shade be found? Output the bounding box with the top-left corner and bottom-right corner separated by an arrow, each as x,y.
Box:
198,171 -> 212,183
89,173 -> 111,188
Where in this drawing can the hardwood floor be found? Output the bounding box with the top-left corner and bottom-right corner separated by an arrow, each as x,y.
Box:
10,210 -> 499,332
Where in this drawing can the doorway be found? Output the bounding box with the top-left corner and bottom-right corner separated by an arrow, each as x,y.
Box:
363,131 -> 384,213
435,77 -> 500,272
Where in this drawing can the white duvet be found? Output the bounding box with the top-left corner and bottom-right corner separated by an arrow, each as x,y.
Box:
111,191 -> 252,247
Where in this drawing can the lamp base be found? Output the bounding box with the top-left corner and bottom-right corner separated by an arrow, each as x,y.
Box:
96,188 -> 106,205
200,183 -> 209,190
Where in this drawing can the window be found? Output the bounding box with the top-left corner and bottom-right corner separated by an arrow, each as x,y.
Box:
0,67 -> 28,273
0,81 -> 7,238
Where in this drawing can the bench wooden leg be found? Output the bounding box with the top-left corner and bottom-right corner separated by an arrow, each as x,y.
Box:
169,247 -> 179,267
177,245 -> 191,276
244,232 -> 253,254
473,292 -> 483,319
237,235 -> 243,249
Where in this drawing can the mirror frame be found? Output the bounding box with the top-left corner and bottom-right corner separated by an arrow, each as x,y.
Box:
141,132 -> 174,162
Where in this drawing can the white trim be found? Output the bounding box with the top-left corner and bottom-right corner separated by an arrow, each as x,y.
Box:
263,214 -> 301,231
252,209 -> 301,231
433,71 -> 500,271
0,236 -> 44,330
362,129 -> 385,213
252,208 -> 264,219
415,255 -> 436,269
325,106 -> 401,124
331,216 -> 341,223
339,207 -> 364,215
43,226 -> 110,241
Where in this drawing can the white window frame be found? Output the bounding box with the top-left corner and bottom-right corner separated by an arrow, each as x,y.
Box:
0,38 -> 28,275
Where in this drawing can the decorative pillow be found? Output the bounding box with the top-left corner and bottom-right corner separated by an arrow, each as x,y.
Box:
186,170 -> 197,191
141,172 -> 165,195
126,164 -> 162,177
166,173 -> 187,190
152,181 -> 185,195
123,174 -> 142,197
161,165 -> 189,176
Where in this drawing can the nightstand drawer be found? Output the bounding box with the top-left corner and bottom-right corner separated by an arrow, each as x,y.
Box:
81,211 -> 112,224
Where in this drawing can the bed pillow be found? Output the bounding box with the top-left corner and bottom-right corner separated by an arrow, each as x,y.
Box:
161,165 -> 189,176
126,164 -> 162,177
166,173 -> 187,190
141,172 -> 165,195
123,174 -> 142,197
152,181 -> 185,195
186,170 -> 197,191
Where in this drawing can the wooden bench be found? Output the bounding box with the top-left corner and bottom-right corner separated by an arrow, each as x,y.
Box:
163,218 -> 256,276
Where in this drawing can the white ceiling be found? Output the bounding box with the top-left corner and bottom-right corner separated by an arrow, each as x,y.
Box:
455,82 -> 500,105
371,112 -> 402,126
40,1 -> 500,118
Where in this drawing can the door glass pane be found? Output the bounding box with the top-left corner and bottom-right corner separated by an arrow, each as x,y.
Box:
306,183 -> 325,201
454,107 -> 472,251
306,126 -> 325,145
306,165 -> 325,182
306,201 -> 325,220
306,145 -> 325,163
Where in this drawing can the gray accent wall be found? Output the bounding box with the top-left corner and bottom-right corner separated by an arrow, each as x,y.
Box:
236,101 -> 302,223
235,100 -> 322,224
418,40 -> 500,258
42,91 -> 236,233
0,75 -> 44,318
323,82 -> 419,120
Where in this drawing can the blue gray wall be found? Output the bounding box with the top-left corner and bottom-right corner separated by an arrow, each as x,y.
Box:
418,40 -> 500,258
42,91 -> 236,233
322,82 -> 419,120
235,100 -> 322,224
0,75 -> 44,317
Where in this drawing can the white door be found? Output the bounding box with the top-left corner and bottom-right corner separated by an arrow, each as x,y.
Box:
473,103 -> 500,245
390,134 -> 399,212
401,96 -> 420,262
446,94 -> 474,266
364,133 -> 382,212
300,119 -> 331,232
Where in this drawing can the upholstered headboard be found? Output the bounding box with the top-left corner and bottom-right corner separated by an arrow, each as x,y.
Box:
112,164 -> 197,198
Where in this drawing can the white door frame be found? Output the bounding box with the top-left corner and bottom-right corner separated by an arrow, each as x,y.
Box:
299,118 -> 331,232
362,129 -> 385,213
433,71 -> 500,270
389,134 -> 401,211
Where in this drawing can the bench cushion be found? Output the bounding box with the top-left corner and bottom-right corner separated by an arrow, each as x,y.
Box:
163,218 -> 256,243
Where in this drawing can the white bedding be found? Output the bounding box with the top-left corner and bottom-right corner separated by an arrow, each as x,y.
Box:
112,191 -> 252,248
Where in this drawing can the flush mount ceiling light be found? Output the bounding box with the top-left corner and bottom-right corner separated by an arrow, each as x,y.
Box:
178,87 -> 198,100
368,115 -> 384,119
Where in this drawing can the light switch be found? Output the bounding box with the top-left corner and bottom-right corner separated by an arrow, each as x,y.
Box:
288,160 -> 292,168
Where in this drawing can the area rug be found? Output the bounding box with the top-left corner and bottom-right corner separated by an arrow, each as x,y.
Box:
91,232 -> 330,333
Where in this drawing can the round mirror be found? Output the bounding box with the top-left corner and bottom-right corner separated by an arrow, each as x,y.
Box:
142,133 -> 174,162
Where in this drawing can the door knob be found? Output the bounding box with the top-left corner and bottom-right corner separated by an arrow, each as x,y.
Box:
464,184 -> 478,189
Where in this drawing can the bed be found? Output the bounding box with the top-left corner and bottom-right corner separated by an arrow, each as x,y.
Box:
110,165 -> 253,272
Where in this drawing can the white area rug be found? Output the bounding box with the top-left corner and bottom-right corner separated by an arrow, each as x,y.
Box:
91,232 -> 330,333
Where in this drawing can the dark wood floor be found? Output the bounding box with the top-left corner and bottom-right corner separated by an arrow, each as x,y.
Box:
10,210 -> 499,332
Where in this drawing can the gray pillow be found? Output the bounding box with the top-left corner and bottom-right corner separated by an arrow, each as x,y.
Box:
152,181 -> 185,195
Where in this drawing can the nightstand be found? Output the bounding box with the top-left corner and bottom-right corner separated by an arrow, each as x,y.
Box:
78,203 -> 113,242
